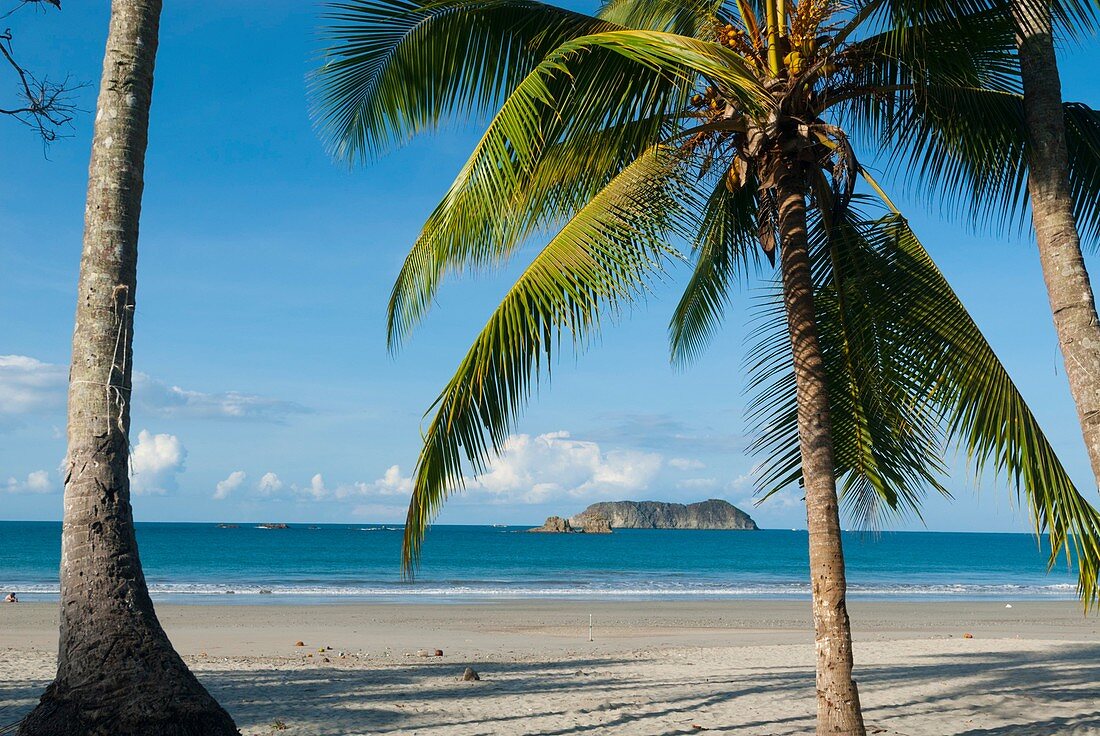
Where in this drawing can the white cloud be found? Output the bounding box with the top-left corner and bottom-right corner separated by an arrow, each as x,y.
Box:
300,473 -> 328,500
469,430 -> 662,504
5,470 -> 53,494
272,466 -> 415,503
0,355 -> 67,415
213,470 -> 246,500
669,457 -> 706,471
257,472 -> 284,495
361,465 -> 412,497
134,373 -> 307,423
130,430 -> 186,496
239,432 -> 657,508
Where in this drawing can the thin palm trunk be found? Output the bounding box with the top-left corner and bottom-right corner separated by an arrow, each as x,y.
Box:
776,176 -> 866,736
18,2 -> 237,734
1012,0 -> 1100,488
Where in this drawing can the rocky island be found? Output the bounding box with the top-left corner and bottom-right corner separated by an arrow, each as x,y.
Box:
569,499 -> 757,530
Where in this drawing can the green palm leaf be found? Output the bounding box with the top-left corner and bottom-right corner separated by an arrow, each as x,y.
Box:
598,0 -> 724,34
668,166 -> 761,366
312,0 -> 611,161
402,147 -> 691,570
385,29 -> 766,348
749,198 -> 1100,601
875,87 -> 1100,243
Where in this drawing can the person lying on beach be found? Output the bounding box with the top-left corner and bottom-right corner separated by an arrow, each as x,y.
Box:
4,593 -> 17,603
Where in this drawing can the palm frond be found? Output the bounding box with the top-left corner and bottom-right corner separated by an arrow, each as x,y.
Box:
669,165 -> 760,366
751,196 -> 1100,602
1065,102 -> 1100,243
311,0 -> 611,162
402,147 -> 693,571
866,0 -> 1098,41
748,199 -> 949,528
386,29 -> 767,348
885,212 -> 1100,605
871,85 -> 1100,245
598,0 -> 723,35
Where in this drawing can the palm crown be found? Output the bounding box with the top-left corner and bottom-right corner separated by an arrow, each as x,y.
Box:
312,0 -> 1100,601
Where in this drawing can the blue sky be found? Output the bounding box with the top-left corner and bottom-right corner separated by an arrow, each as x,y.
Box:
1,1 -> 1098,531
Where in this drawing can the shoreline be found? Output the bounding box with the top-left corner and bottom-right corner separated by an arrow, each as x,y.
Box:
4,600 -> 1099,734
4,599 -> 1097,655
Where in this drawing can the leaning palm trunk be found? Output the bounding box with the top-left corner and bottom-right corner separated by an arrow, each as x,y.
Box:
312,1 -> 1100,734
776,175 -> 865,736
1012,0 -> 1100,487
18,2 -> 237,734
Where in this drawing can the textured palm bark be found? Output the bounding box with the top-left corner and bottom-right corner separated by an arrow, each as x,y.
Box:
777,178 -> 866,736
17,2 -> 238,734
1013,0 -> 1100,488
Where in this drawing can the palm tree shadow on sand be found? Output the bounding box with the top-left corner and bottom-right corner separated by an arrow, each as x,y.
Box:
6,644 -> 1100,735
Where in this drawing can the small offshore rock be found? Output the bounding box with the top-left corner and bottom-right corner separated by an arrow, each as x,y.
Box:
569,511 -> 612,534
529,516 -> 573,533
434,649 -> 444,657
462,667 -> 480,681
259,589 -> 273,595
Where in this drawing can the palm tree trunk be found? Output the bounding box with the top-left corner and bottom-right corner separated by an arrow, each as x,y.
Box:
776,176 -> 866,736
1012,0 -> 1100,487
18,2 -> 237,734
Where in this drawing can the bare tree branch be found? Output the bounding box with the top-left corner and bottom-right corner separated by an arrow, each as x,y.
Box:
2,0 -> 83,145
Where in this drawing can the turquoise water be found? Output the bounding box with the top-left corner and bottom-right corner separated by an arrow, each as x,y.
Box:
0,521 -> 1079,603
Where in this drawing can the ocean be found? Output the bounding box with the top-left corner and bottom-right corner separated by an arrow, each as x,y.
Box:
0,521 -> 1080,603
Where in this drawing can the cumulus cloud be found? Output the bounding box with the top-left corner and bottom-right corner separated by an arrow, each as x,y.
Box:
0,355 -> 67,415
5,470 -> 53,494
300,473 -> 328,500
237,430 -> 658,508
361,465 -> 412,497
283,466 -> 414,502
134,373 -> 307,423
257,472 -> 284,495
130,430 -> 186,496
469,430 -> 662,504
213,470 -> 246,500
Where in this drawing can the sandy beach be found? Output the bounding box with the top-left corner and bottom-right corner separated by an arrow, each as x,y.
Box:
2,600 -> 1098,734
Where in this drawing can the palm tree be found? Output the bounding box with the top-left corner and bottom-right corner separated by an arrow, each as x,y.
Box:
313,1 -> 1100,732
18,2 -> 238,734
876,0 -> 1100,491
1014,0 -> 1100,490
